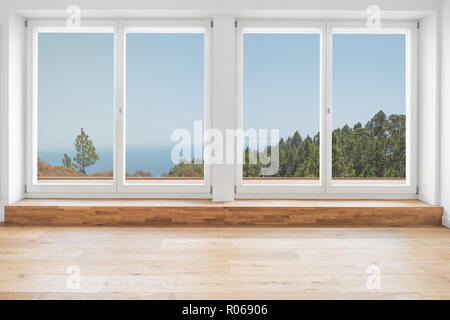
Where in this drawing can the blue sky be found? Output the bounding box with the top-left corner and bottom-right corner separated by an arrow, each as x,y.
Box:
125,33 -> 204,172
244,33 -> 406,137
38,32 -> 204,173
38,31 -> 406,173
243,33 -> 320,140
38,33 -> 114,151
125,33 -> 204,147
332,33 -> 406,129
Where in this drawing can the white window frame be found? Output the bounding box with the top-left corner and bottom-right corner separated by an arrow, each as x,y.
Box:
26,18 -> 212,197
235,20 -> 327,196
26,18 -> 417,199
117,19 -> 212,195
26,19 -> 118,194
326,20 -> 417,195
235,19 -> 417,198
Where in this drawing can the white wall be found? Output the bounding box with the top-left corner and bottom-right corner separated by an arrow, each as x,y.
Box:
4,0 -> 442,13
0,0 -> 445,223
211,16 -> 236,201
8,13 -> 27,207
0,5 -> 7,222
0,11 -> 26,222
418,13 -> 439,205
440,0 -> 450,228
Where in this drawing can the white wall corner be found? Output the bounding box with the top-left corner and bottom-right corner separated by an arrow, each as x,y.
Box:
440,0 -> 450,220
0,10 -> 10,222
8,12 -> 27,205
442,215 -> 450,228
0,11 -> 27,223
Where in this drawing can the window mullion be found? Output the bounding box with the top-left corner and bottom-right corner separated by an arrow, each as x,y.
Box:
116,20 -> 126,192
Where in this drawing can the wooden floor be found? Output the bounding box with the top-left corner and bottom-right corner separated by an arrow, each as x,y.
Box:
0,225 -> 449,299
5,199 -> 443,226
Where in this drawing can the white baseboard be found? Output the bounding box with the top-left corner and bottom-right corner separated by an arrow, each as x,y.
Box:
442,216 -> 450,228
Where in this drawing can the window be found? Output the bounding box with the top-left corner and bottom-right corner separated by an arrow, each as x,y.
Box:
242,32 -> 321,181
29,22 -> 116,192
236,22 -> 326,194
118,21 -> 211,194
236,21 -> 416,196
332,32 -> 406,182
37,31 -> 114,181
27,19 -> 416,197
327,23 -> 416,194
124,29 -> 206,184
27,19 -> 211,195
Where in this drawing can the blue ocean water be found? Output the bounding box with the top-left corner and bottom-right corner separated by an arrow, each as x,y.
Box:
38,145 -> 180,177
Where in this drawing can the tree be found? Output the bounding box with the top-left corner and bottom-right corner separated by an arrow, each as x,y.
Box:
122,110 -> 405,180
73,128 -> 99,174
331,110 -> 405,178
163,159 -> 204,177
241,110 -> 405,179
62,153 -> 75,169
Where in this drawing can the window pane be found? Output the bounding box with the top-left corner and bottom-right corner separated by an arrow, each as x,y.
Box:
37,33 -> 114,179
243,33 -> 321,180
125,33 -> 205,180
332,34 -> 406,181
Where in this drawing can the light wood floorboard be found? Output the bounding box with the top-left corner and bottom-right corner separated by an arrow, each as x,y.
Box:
0,225 -> 448,299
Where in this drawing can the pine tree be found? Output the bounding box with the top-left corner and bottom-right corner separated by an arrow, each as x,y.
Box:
73,128 -> 99,174
62,153 -> 75,169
